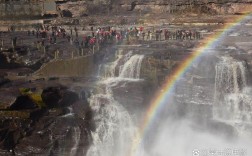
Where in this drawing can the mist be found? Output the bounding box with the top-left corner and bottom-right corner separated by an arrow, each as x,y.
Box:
145,119 -> 251,156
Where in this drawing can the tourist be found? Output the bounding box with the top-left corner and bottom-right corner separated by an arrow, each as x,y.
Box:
159,29 -> 162,41
142,31 -> 145,40
147,30 -> 151,40
53,36 -> 56,44
164,29 -> 168,40
66,35 -> 71,42
155,30 -> 159,41
150,31 -> 153,40
12,37 -> 17,48
70,27 -> 73,36
74,26 -> 78,38
41,31 -> 47,39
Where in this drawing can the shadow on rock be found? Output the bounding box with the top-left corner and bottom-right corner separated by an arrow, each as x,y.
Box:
41,86 -> 79,108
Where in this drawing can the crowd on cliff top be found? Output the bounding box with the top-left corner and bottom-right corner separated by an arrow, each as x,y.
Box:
33,25 -> 200,44
1,25 -> 202,58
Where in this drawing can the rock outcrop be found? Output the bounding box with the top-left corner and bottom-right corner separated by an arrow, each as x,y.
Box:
57,0 -> 252,18
41,86 -> 79,108
0,84 -> 93,155
61,9 -> 73,17
9,95 -> 38,110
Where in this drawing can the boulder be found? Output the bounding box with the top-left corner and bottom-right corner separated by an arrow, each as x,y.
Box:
61,10 -> 72,17
41,87 -> 61,108
9,95 -> 37,110
41,86 -> 79,108
58,90 -> 79,107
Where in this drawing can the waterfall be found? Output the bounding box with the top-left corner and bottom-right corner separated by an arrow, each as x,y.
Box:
99,51 -> 133,78
119,55 -> 144,79
214,57 -> 252,124
87,52 -> 145,156
215,57 -> 247,95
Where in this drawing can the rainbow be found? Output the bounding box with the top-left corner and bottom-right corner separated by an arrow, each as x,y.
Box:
132,12 -> 252,155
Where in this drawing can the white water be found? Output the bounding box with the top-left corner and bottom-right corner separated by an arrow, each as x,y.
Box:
70,127 -> 81,156
87,52 -> 144,156
214,57 -> 252,125
215,57 -> 247,94
119,55 -> 144,79
61,107 -> 74,118
99,51 -> 133,78
145,119 -> 252,156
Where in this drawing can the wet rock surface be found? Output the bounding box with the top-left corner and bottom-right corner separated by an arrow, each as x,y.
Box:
0,77 -> 94,155
41,86 -> 79,108
9,95 -> 38,110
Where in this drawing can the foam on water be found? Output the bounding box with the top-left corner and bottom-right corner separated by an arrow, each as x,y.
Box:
87,52 -> 145,156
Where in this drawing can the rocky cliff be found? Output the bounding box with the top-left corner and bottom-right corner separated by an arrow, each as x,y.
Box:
58,0 -> 252,18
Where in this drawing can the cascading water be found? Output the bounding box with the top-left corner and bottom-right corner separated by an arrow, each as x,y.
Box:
214,56 -> 252,130
70,127 -> 81,156
98,51 -> 133,78
119,54 -> 144,79
87,52 -> 144,156
215,57 -> 247,95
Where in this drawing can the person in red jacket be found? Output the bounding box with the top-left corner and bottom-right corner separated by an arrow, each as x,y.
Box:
140,26 -> 144,32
